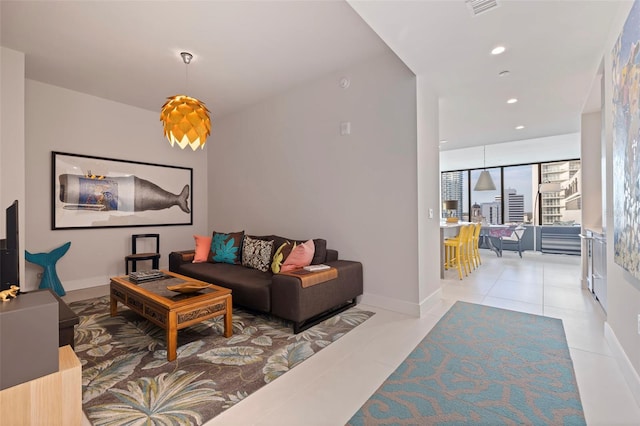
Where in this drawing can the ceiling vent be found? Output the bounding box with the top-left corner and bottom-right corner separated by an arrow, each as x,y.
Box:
466,0 -> 500,16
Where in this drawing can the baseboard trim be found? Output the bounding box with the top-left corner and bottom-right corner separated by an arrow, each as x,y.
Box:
419,288 -> 442,317
604,322 -> 640,407
359,292 -> 420,317
59,276 -> 110,293
580,278 -> 589,290
359,288 -> 442,318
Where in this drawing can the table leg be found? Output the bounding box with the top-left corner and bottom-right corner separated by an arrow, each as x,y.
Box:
110,296 -> 118,316
223,295 -> 233,338
167,312 -> 177,361
484,235 -> 502,257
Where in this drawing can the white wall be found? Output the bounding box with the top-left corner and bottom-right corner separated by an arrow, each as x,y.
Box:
24,80 -> 209,292
440,133 -> 580,172
416,76 -> 442,314
600,0 -> 640,404
0,47 -> 26,287
580,110 -> 603,231
208,52 -> 426,315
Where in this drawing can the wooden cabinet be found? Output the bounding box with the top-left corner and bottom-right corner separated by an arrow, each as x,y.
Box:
0,345 -> 82,425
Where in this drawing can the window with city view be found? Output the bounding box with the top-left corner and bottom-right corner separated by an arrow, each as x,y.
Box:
471,168 -> 502,224
441,159 -> 581,226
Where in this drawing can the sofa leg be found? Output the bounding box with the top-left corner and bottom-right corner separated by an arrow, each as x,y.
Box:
292,299 -> 357,334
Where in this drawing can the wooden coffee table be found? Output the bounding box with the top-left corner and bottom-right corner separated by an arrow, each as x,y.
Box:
110,270 -> 232,361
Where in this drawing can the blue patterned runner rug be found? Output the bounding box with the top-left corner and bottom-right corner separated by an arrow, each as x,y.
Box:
69,296 -> 373,425
348,301 -> 586,425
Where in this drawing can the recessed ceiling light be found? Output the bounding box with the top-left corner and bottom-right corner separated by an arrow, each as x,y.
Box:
507,98 -> 518,104
498,70 -> 510,77
440,140 -> 448,144
491,46 -> 506,55
515,125 -> 525,130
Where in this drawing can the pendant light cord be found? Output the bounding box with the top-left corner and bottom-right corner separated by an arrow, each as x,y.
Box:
483,146 -> 486,169
185,62 -> 189,94
180,52 -> 193,95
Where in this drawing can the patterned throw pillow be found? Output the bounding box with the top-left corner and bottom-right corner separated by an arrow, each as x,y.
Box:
210,231 -> 244,264
271,241 -> 296,273
242,236 -> 274,272
281,239 -> 315,272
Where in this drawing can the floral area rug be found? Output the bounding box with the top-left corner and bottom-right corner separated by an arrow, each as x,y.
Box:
70,296 -> 373,425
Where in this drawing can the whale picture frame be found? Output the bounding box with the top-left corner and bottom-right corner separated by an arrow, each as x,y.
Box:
51,151 -> 193,230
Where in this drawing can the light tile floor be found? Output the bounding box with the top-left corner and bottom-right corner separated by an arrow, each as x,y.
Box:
68,250 -> 640,425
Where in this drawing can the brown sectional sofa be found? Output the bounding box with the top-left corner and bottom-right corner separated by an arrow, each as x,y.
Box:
169,235 -> 363,333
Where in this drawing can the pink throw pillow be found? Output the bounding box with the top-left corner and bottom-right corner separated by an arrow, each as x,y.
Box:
280,239 -> 315,272
193,234 -> 212,263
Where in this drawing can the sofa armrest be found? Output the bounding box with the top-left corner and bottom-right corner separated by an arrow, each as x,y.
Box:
169,250 -> 195,272
326,249 -> 339,262
271,259 -> 363,324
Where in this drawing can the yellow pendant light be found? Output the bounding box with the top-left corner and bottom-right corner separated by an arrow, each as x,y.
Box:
160,52 -> 211,150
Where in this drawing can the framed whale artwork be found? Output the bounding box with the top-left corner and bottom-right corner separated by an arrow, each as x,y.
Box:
51,151 -> 193,229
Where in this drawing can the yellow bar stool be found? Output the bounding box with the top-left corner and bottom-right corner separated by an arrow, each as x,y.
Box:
444,224 -> 471,280
461,225 -> 474,275
448,224 -> 475,274
471,222 -> 482,269
444,225 -> 466,271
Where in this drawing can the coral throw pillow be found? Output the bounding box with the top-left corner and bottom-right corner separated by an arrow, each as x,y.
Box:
280,239 -> 315,272
193,234 -> 212,263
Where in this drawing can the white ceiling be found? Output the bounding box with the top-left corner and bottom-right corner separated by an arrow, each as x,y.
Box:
1,1 -> 626,151
0,1 -> 388,119
349,0 -> 624,150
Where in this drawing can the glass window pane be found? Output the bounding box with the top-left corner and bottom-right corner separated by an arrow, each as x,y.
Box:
461,172 -> 469,221
441,159 -> 579,227
441,171 -> 464,220
503,165 -> 534,224
540,160 -> 581,225
471,168 -> 502,224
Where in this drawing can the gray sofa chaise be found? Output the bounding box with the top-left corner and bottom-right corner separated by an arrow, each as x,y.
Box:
169,235 -> 363,333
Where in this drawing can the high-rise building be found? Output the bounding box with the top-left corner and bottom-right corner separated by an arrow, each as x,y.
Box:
501,188 -> 524,223
540,160 -> 581,224
481,202 -> 501,225
441,171 -> 464,219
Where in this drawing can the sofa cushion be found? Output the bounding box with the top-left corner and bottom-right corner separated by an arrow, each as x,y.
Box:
281,239 -> 315,272
177,262 -> 272,312
310,239 -> 327,264
242,235 -> 274,272
193,235 -> 212,263
210,230 -> 244,264
267,235 -> 327,265
271,240 -> 295,274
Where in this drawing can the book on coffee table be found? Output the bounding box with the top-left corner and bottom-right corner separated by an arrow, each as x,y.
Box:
129,269 -> 167,283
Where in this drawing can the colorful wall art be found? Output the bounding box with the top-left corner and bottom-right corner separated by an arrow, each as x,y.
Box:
612,0 -> 640,280
51,152 -> 193,229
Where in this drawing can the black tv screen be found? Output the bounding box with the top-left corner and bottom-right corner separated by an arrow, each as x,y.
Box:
1,200 -> 19,290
